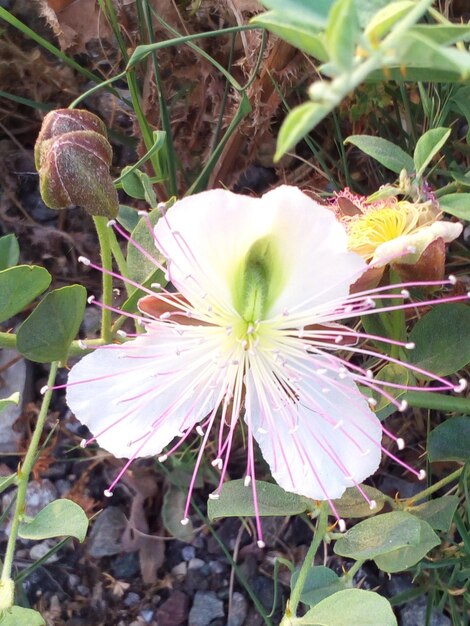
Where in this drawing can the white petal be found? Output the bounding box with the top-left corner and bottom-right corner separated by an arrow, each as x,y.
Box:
155,186 -> 366,319
245,359 -> 382,500
258,186 -> 367,317
67,324 -> 225,458
372,221 -> 463,267
154,189 -> 264,312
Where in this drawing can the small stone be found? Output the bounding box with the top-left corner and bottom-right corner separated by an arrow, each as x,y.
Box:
156,590 -> 189,626
2,479 -> 58,535
55,479 -> 72,496
139,609 -> 154,623
29,540 -> 59,563
188,558 -> 205,570
111,552 -> 140,579
171,562 -> 188,577
208,561 -> 226,575
226,592 -> 247,626
188,591 -> 224,626
0,350 -> 26,453
182,545 -> 196,561
400,597 -> 451,626
87,507 -> 127,557
124,592 -> 141,607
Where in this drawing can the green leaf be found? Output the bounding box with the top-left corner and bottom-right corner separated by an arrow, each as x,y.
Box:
251,13 -> 327,60
16,285 -> 86,363
18,499 -> 89,542
126,208 -> 165,290
364,1 -> 416,41
208,479 -> 308,521
438,193 -> 470,220
119,166 -> 147,200
259,0 -> 333,29
428,416 -> 470,462
409,304 -> 470,376
395,32 -> 470,81
0,265 -> 51,324
411,24 -> 470,46
0,606 -> 45,626
275,102 -> 330,160
373,518 -> 439,573
332,485 -> 386,518
373,364 -> 410,420
0,392 -> 20,413
0,473 -> 18,494
334,511 -> 422,560
407,496 -> 459,531
0,234 -> 20,270
325,0 -> 359,72
291,566 -> 345,607
413,127 -> 451,178
298,589 -> 397,626
117,204 -> 141,233
162,484 -> 195,542
344,135 -> 414,174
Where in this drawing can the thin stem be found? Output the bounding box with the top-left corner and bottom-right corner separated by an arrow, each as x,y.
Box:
288,503 -> 329,617
343,558 -> 366,583
0,332 -> 16,350
1,361 -> 58,584
406,467 -> 463,504
93,217 -> 113,343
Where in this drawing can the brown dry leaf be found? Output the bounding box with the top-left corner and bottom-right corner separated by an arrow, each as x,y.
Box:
34,0 -> 112,53
121,485 -> 165,584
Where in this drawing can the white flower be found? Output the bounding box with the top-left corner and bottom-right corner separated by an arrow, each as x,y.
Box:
65,186 -> 465,539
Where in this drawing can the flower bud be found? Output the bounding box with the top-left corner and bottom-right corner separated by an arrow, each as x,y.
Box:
35,109 -> 118,218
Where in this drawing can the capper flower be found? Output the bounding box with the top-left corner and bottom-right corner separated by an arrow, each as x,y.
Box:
333,188 -> 463,288
60,186 -> 467,545
35,109 -> 118,219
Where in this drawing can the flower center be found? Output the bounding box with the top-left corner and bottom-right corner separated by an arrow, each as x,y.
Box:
347,204 -> 415,260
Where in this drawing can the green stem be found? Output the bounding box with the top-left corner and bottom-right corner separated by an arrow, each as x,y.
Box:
404,390 -> 470,413
93,216 -> 113,343
406,467 -> 463,504
107,229 -> 130,294
0,332 -> 16,350
1,361 -> 58,584
343,558 -> 366,583
288,504 -> 329,617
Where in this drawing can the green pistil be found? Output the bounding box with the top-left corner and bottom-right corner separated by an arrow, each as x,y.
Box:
232,236 -> 282,323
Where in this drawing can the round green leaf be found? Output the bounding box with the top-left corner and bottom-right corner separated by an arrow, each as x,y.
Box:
0,265 -> 51,324
0,606 -> 45,626
0,234 -> 20,270
16,285 -> 86,362
127,208 -> 165,288
332,485 -> 386,518
409,303 -> 470,376
299,589 -> 397,626
291,566 -> 345,607
208,479 -> 308,521
18,498 -> 89,542
374,518 -> 439,573
438,192 -> 470,220
162,484 -> 194,542
0,392 -> 20,413
407,495 -> 459,531
334,511 -> 421,560
428,415 -> 470,462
